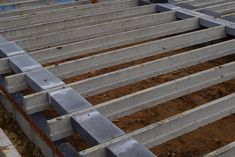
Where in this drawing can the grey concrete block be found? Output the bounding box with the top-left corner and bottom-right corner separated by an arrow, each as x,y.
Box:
26,69 -> 65,92
48,87 -> 92,115
199,18 -> 222,28
72,109 -> 124,145
9,54 -> 42,73
222,16 -> 235,23
106,138 -> 156,157
0,42 -> 25,58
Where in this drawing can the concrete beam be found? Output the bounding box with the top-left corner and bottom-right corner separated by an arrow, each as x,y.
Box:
0,128 -> 22,157
204,141 -> 235,157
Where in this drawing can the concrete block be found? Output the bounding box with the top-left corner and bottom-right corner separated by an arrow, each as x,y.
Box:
72,109 -> 124,145
25,69 -> 65,92
222,16 -> 235,23
0,42 -> 25,58
106,138 -> 156,157
199,18 -> 223,28
48,87 -> 92,115
9,54 -> 42,73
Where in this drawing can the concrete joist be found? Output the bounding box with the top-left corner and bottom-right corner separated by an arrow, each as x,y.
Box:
0,128 -> 22,157
204,141 -> 235,157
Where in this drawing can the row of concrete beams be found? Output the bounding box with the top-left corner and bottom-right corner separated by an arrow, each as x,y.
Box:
0,11 -> 176,73
0,0 -> 231,48
2,1 -> 194,38
0,0 -> 94,18
0,0 -> 105,14
43,1 -> 235,155
23,36 -> 235,115
51,91 -> 235,157
0,1 -> 231,67
0,0 -> 230,26
0,128 -> 22,157
0,0 -> 225,38
0,0 -> 234,156
0,0 -> 39,12
5,0 -> 233,43
1,0 -> 235,109
0,0 -> 137,30
1,23 -> 227,92
0,33 -> 156,157
1,26 -> 228,105
47,58 -> 235,140
2,4 -> 158,41
205,141 -> 235,157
